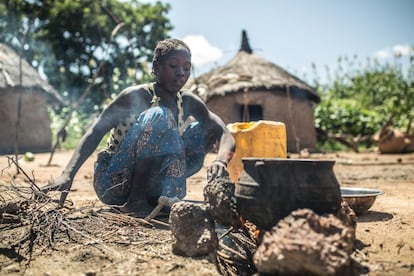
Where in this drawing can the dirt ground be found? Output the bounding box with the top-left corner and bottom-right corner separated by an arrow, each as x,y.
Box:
1,150 -> 413,275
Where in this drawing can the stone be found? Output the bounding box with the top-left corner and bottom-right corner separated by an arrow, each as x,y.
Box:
253,208 -> 355,275
203,177 -> 240,227
169,201 -> 217,257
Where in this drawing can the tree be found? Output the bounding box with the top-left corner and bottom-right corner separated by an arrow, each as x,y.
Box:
0,0 -> 172,110
313,50 -> 414,151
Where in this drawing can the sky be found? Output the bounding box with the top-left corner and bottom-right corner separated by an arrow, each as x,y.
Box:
145,0 -> 414,83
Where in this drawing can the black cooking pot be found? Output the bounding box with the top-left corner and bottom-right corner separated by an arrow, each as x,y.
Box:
235,158 -> 342,230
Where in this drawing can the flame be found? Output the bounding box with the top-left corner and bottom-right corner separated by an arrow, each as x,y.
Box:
240,215 -> 261,242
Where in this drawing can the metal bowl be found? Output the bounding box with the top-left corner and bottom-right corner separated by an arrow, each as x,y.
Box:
340,187 -> 384,215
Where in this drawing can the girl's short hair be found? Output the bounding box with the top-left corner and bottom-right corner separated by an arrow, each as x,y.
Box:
152,38 -> 191,65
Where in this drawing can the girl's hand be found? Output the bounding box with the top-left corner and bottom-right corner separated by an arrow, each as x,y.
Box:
207,160 -> 229,182
40,173 -> 73,193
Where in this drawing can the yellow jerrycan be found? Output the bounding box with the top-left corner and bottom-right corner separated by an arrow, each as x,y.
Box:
227,120 -> 287,182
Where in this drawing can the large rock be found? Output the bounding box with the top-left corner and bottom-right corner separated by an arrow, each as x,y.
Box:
374,125 -> 414,153
203,177 -> 240,227
169,201 -> 217,257
253,208 -> 355,275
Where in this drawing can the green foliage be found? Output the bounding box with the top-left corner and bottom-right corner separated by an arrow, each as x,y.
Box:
1,0 -> 172,149
48,106 -> 90,150
48,106 -> 109,150
315,138 -> 349,152
313,50 -> 414,151
0,0 -> 172,111
314,97 -> 383,135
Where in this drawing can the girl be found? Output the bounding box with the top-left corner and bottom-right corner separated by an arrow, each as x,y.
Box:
42,38 -> 235,216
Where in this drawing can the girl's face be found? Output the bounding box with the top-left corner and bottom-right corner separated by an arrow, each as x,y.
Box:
155,48 -> 191,93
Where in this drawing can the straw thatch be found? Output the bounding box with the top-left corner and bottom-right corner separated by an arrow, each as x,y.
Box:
187,31 -> 319,104
189,50 -> 320,103
0,43 -> 63,104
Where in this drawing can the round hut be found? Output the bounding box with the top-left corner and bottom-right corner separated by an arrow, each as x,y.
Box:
0,43 -> 64,154
188,31 -> 320,153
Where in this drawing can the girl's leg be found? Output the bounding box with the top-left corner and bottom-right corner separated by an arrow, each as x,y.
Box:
94,107 -> 187,206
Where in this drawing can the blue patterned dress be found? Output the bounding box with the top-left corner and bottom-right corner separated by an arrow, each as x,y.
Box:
93,105 -> 206,206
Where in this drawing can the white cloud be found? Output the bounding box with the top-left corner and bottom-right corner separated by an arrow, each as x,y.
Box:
374,49 -> 391,59
392,44 -> 411,56
181,35 -> 223,68
374,44 -> 412,59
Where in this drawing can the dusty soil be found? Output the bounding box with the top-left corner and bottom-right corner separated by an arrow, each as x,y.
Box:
1,150 -> 414,275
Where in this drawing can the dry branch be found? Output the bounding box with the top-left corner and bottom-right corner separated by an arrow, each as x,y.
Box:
317,128 -> 373,152
1,156 -> 170,268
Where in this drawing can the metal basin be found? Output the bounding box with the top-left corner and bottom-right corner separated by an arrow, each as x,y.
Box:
340,187 -> 384,215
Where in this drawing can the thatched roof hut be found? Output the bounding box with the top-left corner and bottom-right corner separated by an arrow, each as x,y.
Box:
0,43 -> 63,104
0,43 -> 64,154
188,31 -> 320,153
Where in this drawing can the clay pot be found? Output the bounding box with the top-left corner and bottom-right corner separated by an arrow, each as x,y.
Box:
235,158 -> 342,230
